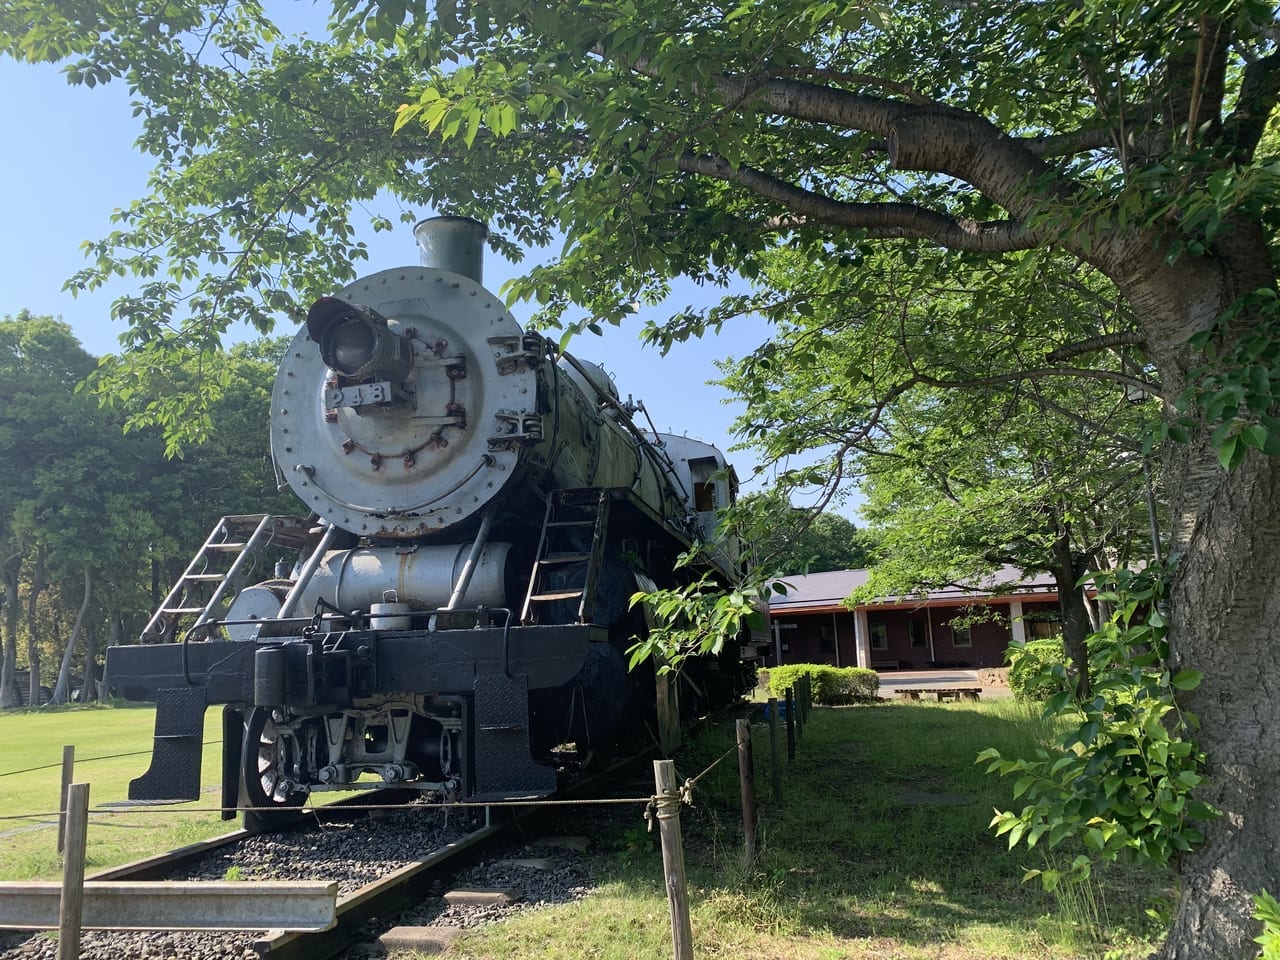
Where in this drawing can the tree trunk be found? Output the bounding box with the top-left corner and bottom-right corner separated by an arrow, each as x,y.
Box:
1155,439 -> 1280,958
82,619 -> 98,703
0,556 -> 20,708
25,546 -> 45,708
51,565 -> 92,706
1050,528 -> 1092,699
1120,235 -> 1280,958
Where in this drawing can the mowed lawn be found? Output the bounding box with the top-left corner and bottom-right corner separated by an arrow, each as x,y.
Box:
0,704 -> 232,881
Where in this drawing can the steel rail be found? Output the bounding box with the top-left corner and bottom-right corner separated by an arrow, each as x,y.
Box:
257,751 -> 661,959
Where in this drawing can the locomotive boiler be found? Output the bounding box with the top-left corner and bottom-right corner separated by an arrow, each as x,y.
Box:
104,217 -> 759,825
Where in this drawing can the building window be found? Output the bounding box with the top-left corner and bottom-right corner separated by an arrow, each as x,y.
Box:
819,624 -> 835,653
951,622 -> 972,647
909,619 -> 927,647
1026,614 -> 1062,639
870,622 -> 888,650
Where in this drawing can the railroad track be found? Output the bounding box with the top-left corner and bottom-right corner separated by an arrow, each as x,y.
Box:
256,761 -> 645,959
2,760 -> 649,960
261,814 -> 509,960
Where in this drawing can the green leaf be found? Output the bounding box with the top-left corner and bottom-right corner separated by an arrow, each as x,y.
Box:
462,108 -> 482,148
1220,434 -> 1247,471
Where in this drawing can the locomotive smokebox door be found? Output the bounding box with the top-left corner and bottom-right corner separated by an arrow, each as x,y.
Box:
272,263 -> 535,540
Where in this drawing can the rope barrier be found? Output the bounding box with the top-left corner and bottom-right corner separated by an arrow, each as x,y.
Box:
0,794 -> 655,823
637,717 -> 771,830
2,713 -> 777,827
0,741 -> 222,780
679,718 -> 769,794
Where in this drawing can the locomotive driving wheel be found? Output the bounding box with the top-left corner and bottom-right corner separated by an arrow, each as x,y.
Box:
242,706 -> 308,830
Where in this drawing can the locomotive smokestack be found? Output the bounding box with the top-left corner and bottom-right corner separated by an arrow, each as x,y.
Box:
413,215 -> 489,285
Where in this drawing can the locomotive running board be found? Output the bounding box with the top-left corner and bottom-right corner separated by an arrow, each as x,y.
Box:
128,686 -> 207,802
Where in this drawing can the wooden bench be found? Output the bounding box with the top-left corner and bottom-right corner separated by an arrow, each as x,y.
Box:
896,687 -> 982,702
872,660 -> 904,671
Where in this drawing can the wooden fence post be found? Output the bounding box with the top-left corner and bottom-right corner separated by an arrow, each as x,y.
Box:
736,719 -> 757,870
785,688 -> 796,762
795,679 -> 805,739
59,782 -> 89,960
653,760 -> 693,960
57,746 -> 75,854
767,697 -> 783,802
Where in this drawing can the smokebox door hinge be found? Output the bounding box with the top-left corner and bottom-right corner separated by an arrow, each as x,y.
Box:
488,411 -> 544,450
488,334 -> 547,374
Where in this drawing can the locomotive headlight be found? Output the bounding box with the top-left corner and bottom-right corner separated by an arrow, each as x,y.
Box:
306,296 -> 412,383
329,320 -> 377,374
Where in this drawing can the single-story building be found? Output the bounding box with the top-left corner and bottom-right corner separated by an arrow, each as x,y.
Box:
765,566 -> 1063,670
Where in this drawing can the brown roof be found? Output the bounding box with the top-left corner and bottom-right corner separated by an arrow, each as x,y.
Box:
767,565 -> 1059,615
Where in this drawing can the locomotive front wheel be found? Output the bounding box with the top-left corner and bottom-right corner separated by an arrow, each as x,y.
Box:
241,706 -> 307,830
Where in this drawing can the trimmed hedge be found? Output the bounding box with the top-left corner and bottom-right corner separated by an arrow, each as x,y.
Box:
1007,637 -> 1069,701
767,663 -> 879,704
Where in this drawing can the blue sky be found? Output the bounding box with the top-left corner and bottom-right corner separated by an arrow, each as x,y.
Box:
0,49 -> 855,511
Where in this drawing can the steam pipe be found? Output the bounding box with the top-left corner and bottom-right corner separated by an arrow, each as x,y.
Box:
441,510 -> 495,611
276,522 -> 340,621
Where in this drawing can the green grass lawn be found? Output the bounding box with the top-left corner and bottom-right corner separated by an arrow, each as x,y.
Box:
0,704 -> 232,881
449,699 -> 1171,960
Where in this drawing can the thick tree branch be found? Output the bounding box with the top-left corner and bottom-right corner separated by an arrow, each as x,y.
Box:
717,77 -> 1072,219
1223,48 -> 1280,160
678,152 -> 1043,253
1020,126 -> 1123,157
1019,108 -> 1160,158
766,65 -> 936,106
915,365 -> 1166,400
1046,331 -> 1147,363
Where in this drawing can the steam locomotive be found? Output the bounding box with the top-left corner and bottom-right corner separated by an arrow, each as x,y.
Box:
104,217 -> 761,826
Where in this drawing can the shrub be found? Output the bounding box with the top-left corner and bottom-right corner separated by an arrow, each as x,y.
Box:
767,664 -> 810,701
767,663 -> 879,704
979,565 -> 1218,891
1007,637 -> 1069,701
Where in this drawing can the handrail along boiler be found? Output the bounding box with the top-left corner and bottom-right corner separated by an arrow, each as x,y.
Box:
105,217 -> 761,823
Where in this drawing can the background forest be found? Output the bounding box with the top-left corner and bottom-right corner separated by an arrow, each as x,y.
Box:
0,313 -> 296,708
